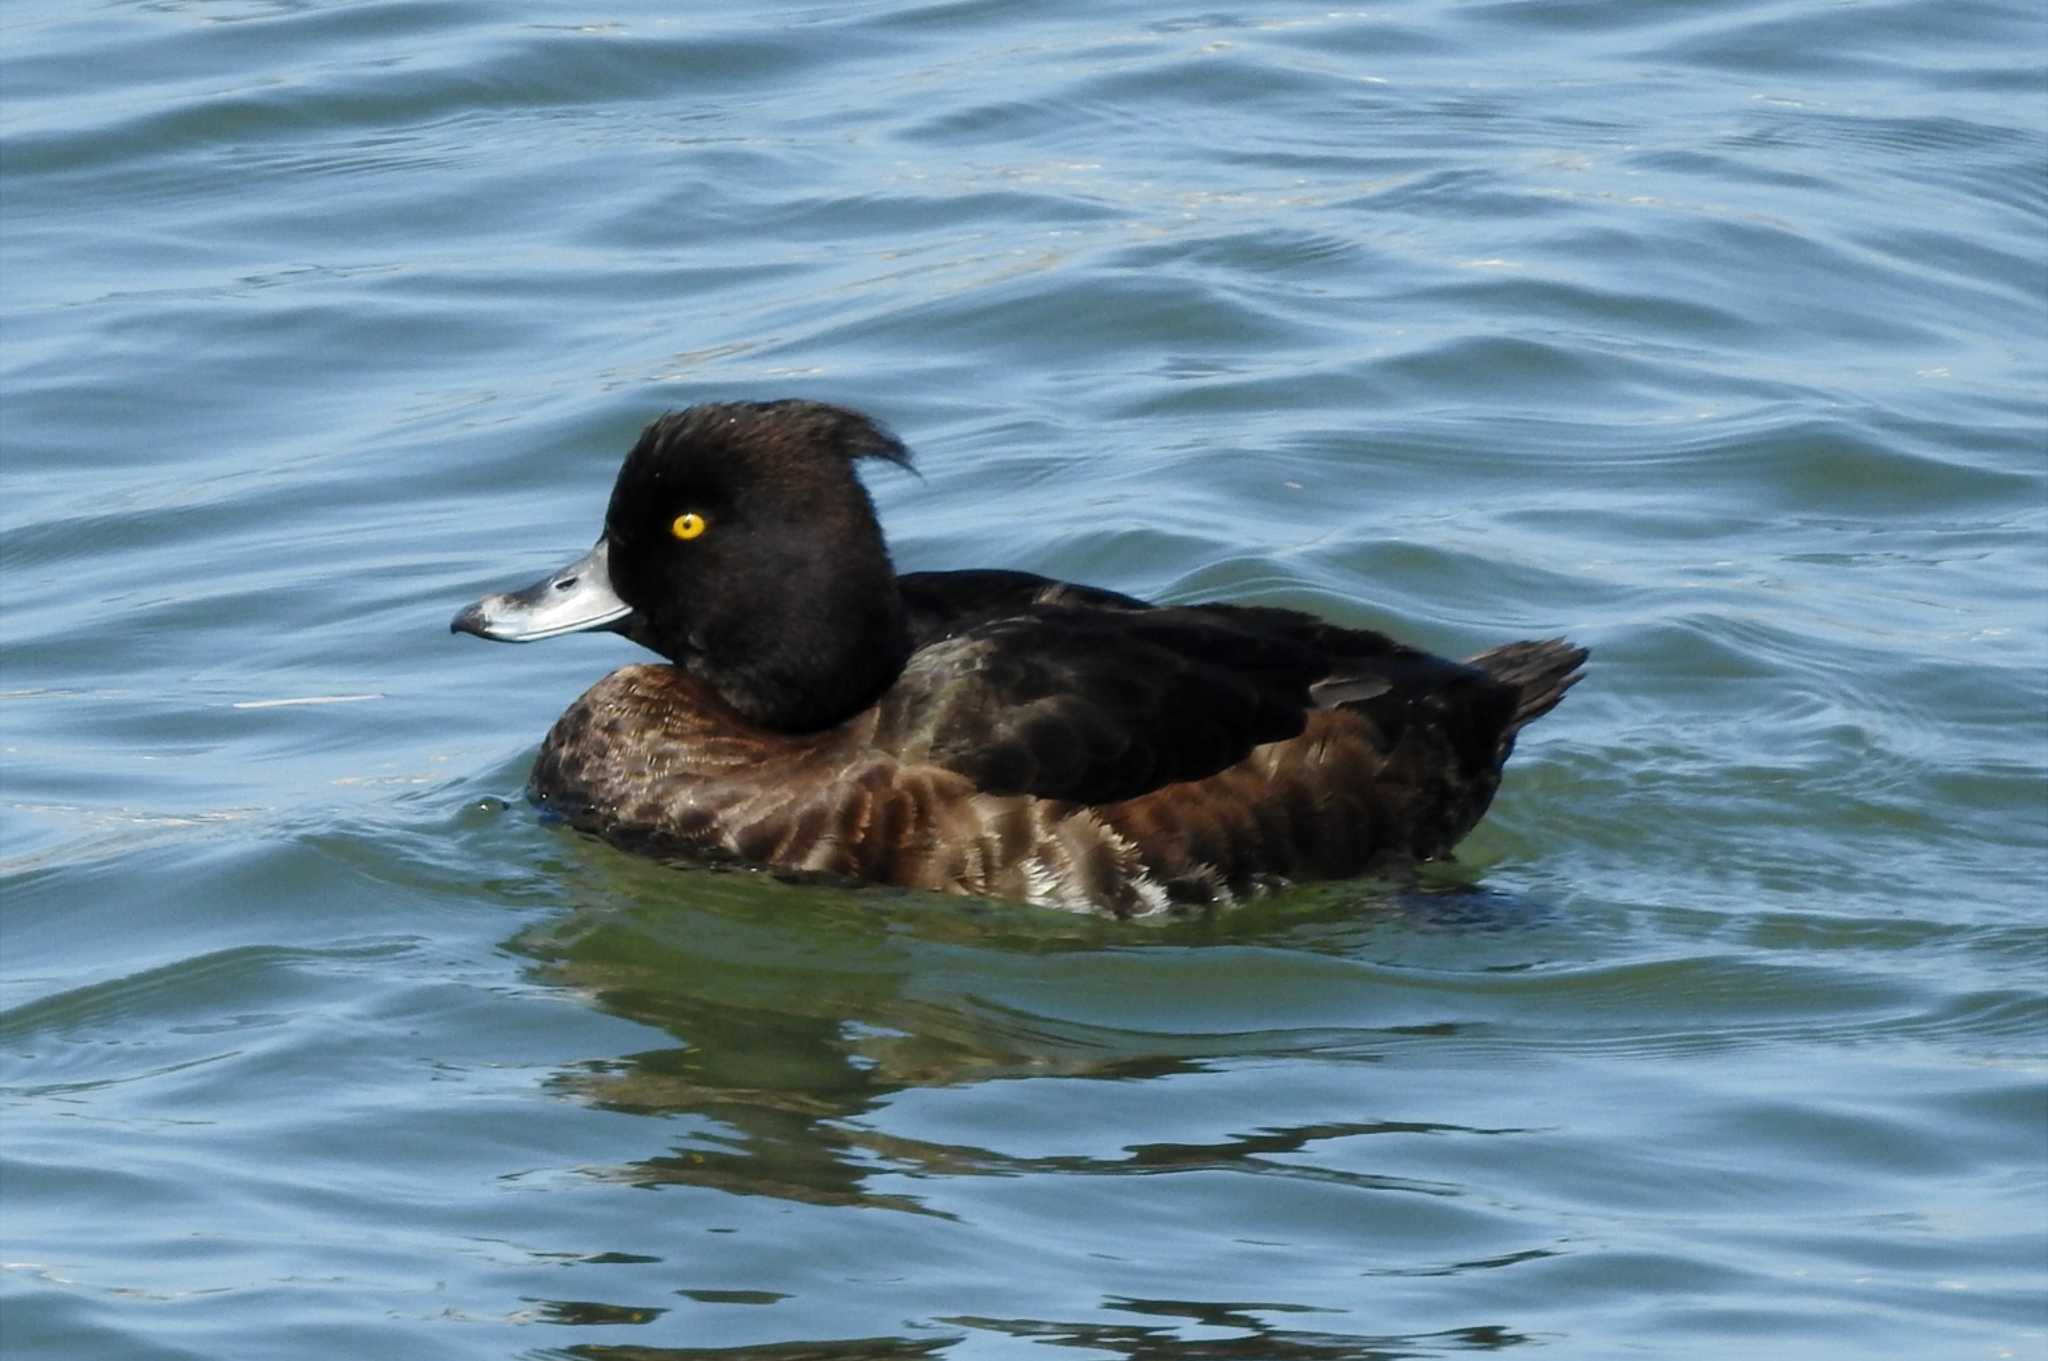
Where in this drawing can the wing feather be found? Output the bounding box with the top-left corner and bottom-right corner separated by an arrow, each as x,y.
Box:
878,572 -> 1510,805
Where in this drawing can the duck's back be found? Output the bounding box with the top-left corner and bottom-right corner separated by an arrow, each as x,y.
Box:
1095,636 -> 1583,901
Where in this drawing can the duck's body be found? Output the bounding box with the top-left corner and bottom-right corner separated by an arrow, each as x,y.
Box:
455,402 -> 1585,916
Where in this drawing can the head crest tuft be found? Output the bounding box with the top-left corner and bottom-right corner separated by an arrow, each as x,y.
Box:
639,400 -> 913,474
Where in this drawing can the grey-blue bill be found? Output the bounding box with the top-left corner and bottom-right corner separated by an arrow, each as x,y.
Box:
450,537 -> 636,642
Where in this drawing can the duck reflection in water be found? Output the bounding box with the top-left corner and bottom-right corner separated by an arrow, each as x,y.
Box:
516,868 -> 1537,1218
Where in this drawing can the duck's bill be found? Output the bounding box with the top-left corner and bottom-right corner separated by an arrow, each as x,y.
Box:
450,538 -> 636,642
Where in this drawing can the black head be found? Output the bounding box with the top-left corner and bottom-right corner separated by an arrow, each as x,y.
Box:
603,401 -> 917,729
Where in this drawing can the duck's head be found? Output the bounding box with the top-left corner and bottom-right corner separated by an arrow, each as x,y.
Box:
453,400 -> 917,732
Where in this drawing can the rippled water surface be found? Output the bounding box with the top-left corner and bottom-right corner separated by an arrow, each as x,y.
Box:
4,1 -> 2044,1357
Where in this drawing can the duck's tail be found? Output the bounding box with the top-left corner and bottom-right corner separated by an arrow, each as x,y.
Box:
1467,638 -> 1589,763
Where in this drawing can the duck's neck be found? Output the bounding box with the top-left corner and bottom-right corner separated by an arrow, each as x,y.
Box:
680,567 -> 913,733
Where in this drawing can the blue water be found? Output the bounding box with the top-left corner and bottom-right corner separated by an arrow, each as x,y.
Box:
3,1 -> 2044,1357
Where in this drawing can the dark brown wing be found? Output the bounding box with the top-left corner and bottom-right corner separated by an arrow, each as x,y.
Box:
897,569 -> 1152,648
875,574 -> 1518,805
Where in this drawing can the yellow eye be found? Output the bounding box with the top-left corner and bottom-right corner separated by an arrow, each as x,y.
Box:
670,512 -> 707,541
